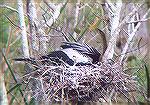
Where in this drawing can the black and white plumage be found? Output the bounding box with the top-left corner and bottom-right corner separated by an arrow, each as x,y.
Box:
14,42 -> 101,66
61,42 -> 100,64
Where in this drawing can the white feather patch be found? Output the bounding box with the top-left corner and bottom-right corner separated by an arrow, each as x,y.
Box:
62,48 -> 91,63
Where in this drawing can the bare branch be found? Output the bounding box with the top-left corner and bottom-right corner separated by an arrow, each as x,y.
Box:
17,0 -> 30,58
4,14 -> 21,29
120,8 -> 150,62
40,2 -> 63,29
0,4 -> 27,17
127,17 -> 150,24
50,27 -> 70,42
0,4 -> 18,13
103,1 -> 122,61
27,0 -> 39,56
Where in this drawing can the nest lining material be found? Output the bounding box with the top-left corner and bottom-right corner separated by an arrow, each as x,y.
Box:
22,61 -> 137,102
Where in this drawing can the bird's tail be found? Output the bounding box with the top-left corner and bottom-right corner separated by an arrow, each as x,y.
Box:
13,58 -> 38,66
13,58 -> 31,61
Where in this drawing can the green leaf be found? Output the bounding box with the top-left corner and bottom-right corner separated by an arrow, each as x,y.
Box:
2,49 -> 18,83
74,28 -> 81,34
144,63 -> 150,98
28,98 -> 36,105
60,0 -> 68,14
2,50 -> 28,105
7,83 -> 22,94
9,85 -> 21,105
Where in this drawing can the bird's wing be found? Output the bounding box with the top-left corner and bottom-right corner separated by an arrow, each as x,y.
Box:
61,42 -> 100,56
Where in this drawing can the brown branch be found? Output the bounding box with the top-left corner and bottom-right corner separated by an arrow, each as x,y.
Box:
4,14 -> 21,29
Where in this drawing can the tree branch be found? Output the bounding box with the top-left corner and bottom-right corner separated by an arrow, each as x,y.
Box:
120,8 -> 150,62
17,0 -> 30,58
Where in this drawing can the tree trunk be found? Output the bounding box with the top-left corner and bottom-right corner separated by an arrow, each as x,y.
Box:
17,0 -> 30,58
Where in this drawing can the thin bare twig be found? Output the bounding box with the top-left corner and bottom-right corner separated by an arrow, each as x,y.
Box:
127,17 -> 150,24
120,8 -> 150,62
0,4 -> 27,17
0,4 -> 18,13
50,27 -> 70,42
4,14 -> 21,29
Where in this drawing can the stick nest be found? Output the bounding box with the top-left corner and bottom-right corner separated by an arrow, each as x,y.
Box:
22,61 -> 137,102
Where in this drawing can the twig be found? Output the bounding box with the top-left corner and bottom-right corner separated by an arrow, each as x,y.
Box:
39,3 -> 63,29
50,27 -> 70,42
120,8 -> 150,62
0,4 -> 18,13
4,14 -> 21,29
116,42 -> 148,59
0,4 -> 27,17
127,17 -> 150,24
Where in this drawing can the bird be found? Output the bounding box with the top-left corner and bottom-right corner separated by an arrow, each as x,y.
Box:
14,42 -> 101,67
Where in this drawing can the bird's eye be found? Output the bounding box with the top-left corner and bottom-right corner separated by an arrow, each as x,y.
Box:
72,55 -> 77,61
73,55 -> 76,59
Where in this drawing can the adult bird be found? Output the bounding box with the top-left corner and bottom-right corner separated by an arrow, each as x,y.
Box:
14,42 -> 101,67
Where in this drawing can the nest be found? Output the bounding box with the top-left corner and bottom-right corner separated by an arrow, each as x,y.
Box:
22,61 -> 137,103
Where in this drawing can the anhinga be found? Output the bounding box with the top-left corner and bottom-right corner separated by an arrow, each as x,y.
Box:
14,42 -> 101,66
